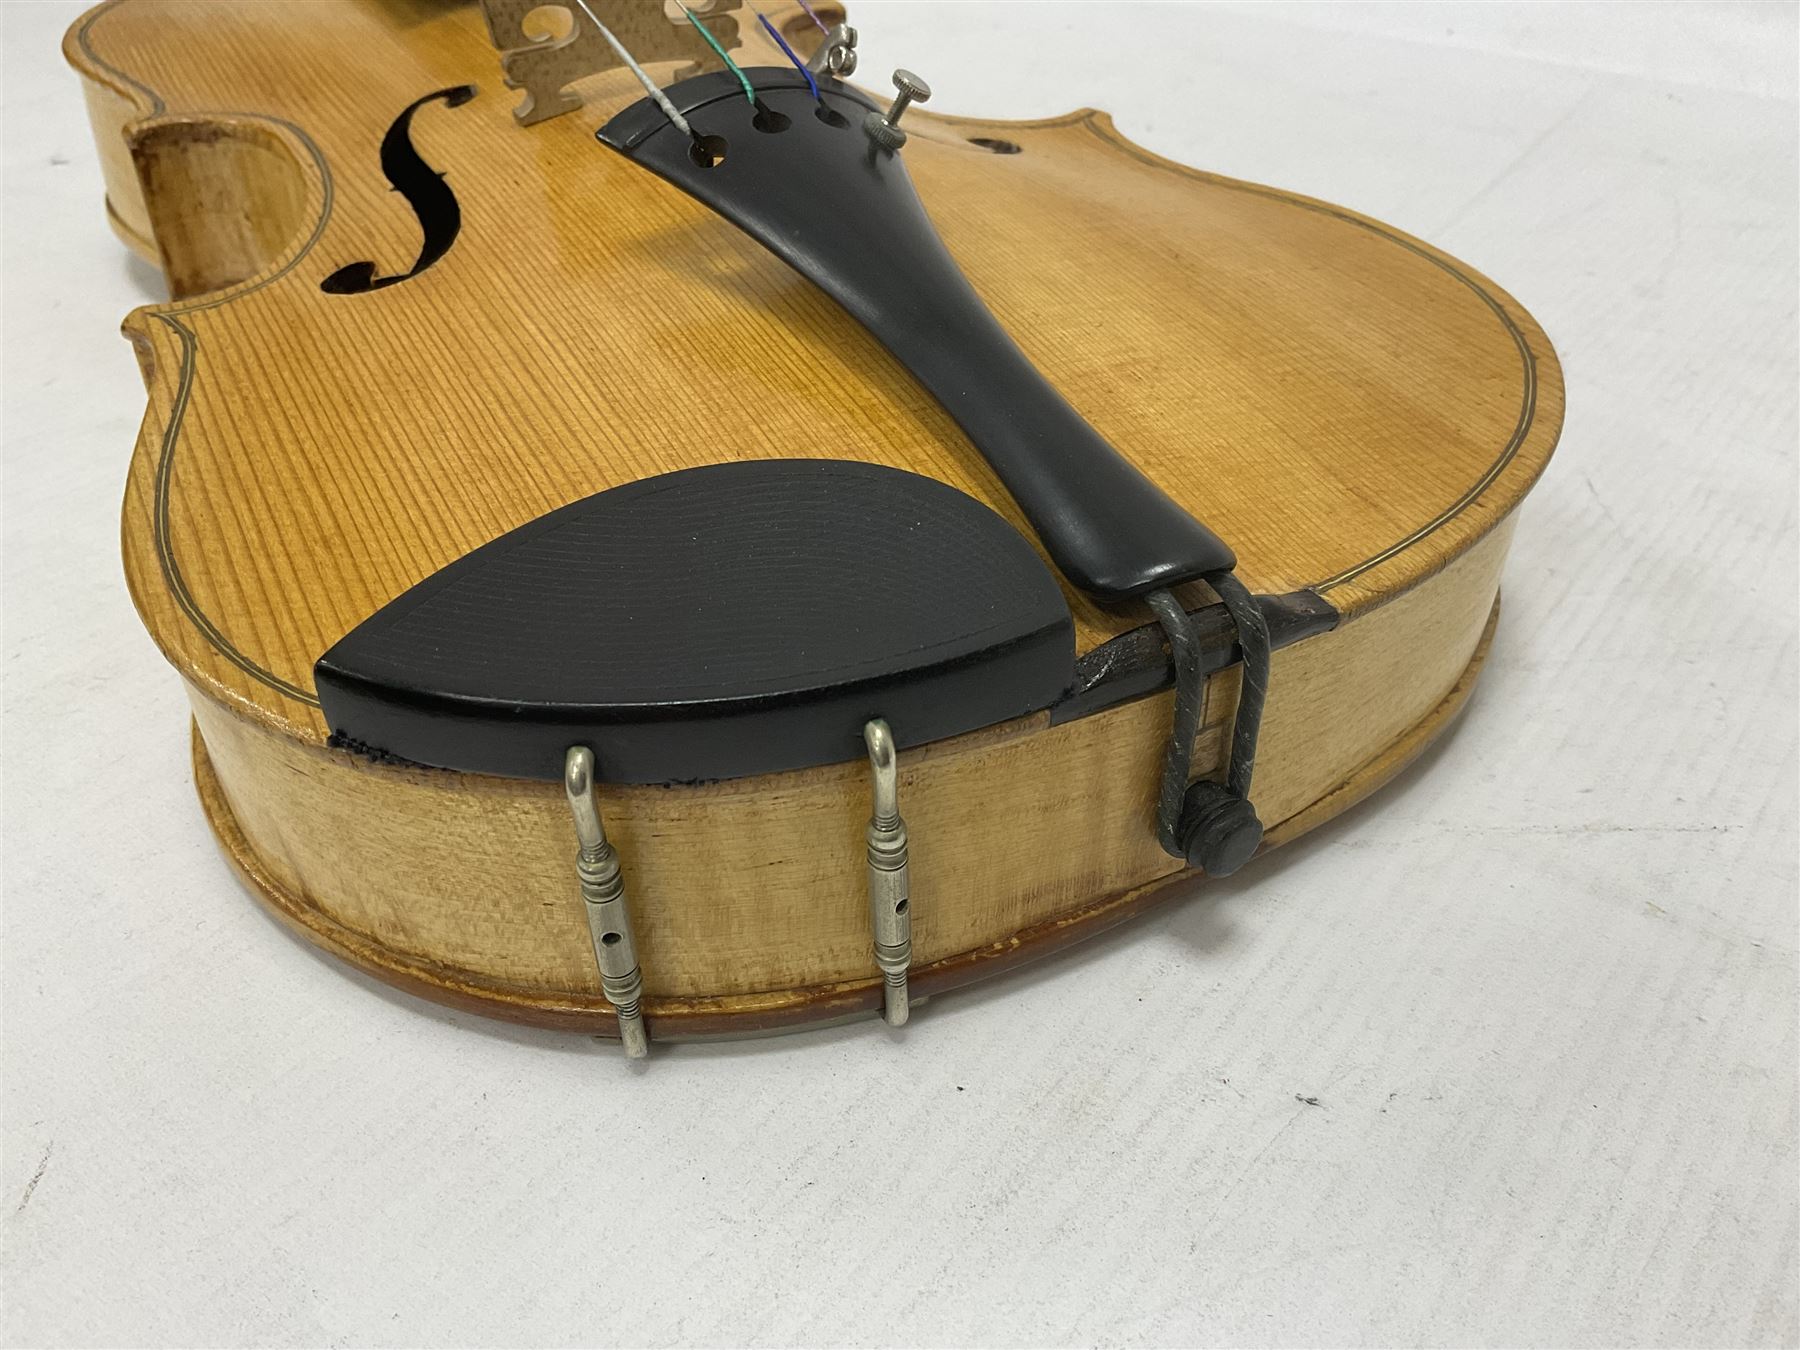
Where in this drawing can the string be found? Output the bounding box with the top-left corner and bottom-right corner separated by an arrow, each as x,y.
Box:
796,0 -> 830,35
681,5 -> 756,106
758,11 -> 819,101
571,0 -> 693,138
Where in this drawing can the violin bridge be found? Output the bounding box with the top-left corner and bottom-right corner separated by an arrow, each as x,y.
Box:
564,747 -> 650,1058
477,0 -> 745,126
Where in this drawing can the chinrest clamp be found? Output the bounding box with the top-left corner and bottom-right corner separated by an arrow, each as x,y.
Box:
565,746 -> 649,1058
864,720 -> 912,1026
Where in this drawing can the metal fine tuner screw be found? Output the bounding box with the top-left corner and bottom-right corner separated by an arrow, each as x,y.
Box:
806,22 -> 858,79
864,68 -> 931,151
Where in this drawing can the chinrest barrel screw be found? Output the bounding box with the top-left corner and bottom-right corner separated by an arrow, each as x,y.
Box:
565,745 -> 650,1058
863,719 -> 912,1025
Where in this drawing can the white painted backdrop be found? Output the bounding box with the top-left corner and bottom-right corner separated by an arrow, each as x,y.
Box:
4,2 -> 1795,1345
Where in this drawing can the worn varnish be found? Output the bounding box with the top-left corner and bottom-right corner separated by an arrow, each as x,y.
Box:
66,0 -> 1562,1035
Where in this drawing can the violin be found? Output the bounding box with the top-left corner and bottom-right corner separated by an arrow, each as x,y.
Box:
66,0 -> 1563,1052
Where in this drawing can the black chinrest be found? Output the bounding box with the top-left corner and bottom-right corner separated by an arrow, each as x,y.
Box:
315,459 -> 1075,783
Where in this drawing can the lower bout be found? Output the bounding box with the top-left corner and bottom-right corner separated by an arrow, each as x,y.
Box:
197,594 -> 1498,1039
184,522 -> 1515,1040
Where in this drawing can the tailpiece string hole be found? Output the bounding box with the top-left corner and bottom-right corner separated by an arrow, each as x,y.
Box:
689,133 -> 729,167
752,102 -> 792,134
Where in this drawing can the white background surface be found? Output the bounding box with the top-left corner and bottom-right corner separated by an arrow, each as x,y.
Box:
3,2 -> 1796,1345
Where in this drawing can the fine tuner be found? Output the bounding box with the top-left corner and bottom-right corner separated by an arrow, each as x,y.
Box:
66,0 -> 1563,1058
866,68 -> 931,150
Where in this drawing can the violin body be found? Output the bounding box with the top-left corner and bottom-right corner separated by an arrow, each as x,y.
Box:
67,0 -> 1561,1040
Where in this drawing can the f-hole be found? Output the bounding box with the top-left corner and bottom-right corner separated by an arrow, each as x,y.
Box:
321,85 -> 477,295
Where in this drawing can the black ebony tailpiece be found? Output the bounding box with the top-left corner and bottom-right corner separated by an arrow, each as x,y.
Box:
315,460 -> 1075,783
599,70 -> 1236,602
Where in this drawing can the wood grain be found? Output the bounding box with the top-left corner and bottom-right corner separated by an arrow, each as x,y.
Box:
63,0 -> 1561,1031
194,585 -> 1500,1037
187,520 -> 1510,1029
67,0 -> 1561,741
